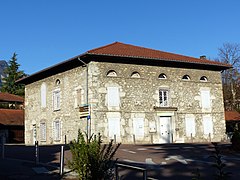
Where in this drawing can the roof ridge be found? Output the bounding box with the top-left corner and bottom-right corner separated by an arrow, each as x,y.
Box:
87,41 -> 121,53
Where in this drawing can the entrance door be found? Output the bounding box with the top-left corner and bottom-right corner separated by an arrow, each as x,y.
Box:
159,117 -> 172,143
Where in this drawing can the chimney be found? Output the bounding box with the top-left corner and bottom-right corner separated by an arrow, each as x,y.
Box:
200,55 -> 206,60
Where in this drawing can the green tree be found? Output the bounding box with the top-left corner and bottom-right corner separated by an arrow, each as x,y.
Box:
0,53 -> 26,96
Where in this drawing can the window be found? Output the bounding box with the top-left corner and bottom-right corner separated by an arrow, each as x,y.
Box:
133,118 -> 144,137
40,122 -> 46,141
53,120 -> 61,141
159,89 -> 169,107
182,75 -> 190,80
108,118 -> 120,139
203,116 -> 213,135
201,90 -> 211,108
41,83 -> 47,108
158,73 -> 167,79
55,79 -> 61,85
107,70 -> 117,77
53,89 -> 61,111
131,72 -> 140,78
200,76 -> 208,82
107,87 -> 120,107
185,117 -> 196,137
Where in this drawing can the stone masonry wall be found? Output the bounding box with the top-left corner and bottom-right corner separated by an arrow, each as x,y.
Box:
24,61 -> 226,144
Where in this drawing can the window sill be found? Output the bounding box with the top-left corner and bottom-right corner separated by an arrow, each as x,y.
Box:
153,106 -> 178,111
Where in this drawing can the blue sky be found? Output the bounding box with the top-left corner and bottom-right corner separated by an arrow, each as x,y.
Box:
1,0 -> 240,74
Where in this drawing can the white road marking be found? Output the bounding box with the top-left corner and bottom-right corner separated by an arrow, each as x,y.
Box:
137,148 -> 148,151
165,155 -> 188,164
121,149 -> 136,154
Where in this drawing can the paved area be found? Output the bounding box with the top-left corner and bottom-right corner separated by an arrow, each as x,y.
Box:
1,143 -> 240,179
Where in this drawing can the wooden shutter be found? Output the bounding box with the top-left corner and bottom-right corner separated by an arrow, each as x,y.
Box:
203,116 -> 213,135
185,117 -> 196,137
201,90 -> 211,108
108,118 -> 120,139
133,118 -> 144,137
107,87 -> 120,107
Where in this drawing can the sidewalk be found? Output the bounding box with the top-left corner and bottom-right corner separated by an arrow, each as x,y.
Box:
0,158 -> 64,179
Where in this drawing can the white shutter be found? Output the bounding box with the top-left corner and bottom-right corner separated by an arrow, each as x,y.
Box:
53,90 -> 60,110
185,117 -> 196,137
107,87 -> 120,107
108,118 -> 120,139
133,118 -> 144,137
203,116 -> 213,135
201,90 -> 211,108
41,83 -> 46,108
40,122 -> 46,141
53,120 -> 61,141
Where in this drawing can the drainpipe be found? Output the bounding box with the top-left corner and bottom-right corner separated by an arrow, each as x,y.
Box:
77,57 -> 90,140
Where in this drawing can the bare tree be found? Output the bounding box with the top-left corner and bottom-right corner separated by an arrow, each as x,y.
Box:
217,43 -> 240,110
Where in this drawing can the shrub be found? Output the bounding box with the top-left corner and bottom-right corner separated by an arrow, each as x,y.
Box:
68,130 -> 121,180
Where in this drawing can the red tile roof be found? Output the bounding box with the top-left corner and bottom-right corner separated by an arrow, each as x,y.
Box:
87,42 -> 231,67
0,93 -> 24,103
225,111 -> 240,121
0,109 -> 24,126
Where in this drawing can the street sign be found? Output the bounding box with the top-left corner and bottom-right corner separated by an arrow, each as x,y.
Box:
79,105 -> 90,118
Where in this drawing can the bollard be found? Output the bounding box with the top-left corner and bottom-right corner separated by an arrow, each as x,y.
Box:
64,135 -> 67,144
209,133 -> 211,142
114,134 -> 116,144
191,133 -> 193,143
133,134 -> 136,145
35,141 -> 39,164
60,145 -> 65,176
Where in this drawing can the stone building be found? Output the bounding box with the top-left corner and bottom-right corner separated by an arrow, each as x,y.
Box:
18,42 -> 231,145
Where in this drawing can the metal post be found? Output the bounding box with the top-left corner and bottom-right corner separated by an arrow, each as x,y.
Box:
1,137 -> 5,159
115,165 -> 119,180
133,134 -> 136,144
209,133 -> 211,142
35,141 -> 39,164
150,134 -> 153,144
64,135 -> 67,144
191,133 -> 193,143
143,169 -> 147,180
60,145 -> 65,175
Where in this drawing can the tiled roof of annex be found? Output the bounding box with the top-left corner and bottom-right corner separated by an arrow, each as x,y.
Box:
0,93 -> 24,103
225,111 -> 240,121
0,109 -> 24,126
86,42 -> 231,67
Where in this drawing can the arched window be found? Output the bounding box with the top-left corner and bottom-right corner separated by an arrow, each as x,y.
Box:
106,70 -> 117,77
55,79 -> 61,85
158,73 -> 167,79
200,76 -> 208,82
131,72 -> 140,78
182,75 -> 191,80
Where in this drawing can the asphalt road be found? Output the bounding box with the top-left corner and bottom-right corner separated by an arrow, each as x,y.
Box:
1,143 -> 240,180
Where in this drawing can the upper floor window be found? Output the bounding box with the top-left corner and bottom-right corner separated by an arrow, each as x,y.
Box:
182,75 -> 191,80
53,89 -> 61,111
200,76 -> 208,82
55,79 -> 61,85
131,72 -> 140,78
107,87 -> 120,107
107,70 -> 117,77
40,83 -> 47,108
159,89 -> 169,107
158,73 -> 167,79
201,90 -> 211,109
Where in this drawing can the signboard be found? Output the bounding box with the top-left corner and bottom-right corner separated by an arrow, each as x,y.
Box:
79,105 -> 90,118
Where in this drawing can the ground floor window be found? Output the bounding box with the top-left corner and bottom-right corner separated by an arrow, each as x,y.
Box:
40,122 -> 46,141
133,118 -> 144,137
108,118 -> 120,139
203,116 -> 213,135
185,117 -> 196,137
53,120 -> 61,141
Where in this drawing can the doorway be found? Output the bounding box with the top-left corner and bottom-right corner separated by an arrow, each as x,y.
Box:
159,117 -> 172,143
